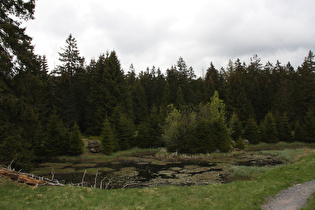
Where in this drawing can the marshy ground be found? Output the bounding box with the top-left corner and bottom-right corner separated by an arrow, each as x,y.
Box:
30,140 -> 311,189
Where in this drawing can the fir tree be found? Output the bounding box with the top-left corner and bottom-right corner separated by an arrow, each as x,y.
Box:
132,80 -> 148,125
261,112 -> 278,143
101,117 -> 117,155
230,113 -> 243,141
113,111 -> 136,150
244,118 -> 260,144
0,0 -> 36,76
163,105 -> 183,152
236,136 -> 246,150
57,34 -> 85,76
275,113 -> 292,142
45,112 -> 70,156
299,110 -> 315,143
294,122 -> 304,142
136,105 -> 163,148
68,122 -> 84,155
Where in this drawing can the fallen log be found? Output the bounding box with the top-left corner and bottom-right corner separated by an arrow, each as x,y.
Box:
0,168 -> 64,187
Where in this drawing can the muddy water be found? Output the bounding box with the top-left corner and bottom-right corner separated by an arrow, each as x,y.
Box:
33,152 -> 284,189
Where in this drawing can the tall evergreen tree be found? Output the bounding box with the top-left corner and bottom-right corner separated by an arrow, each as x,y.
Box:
68,122 -> 84,155
0,0 -> 36,77
225,59 -> 254,121
260,112 -> 278,143
296,110 -> 315,143
113,112 -> 136,150
243,118 -> 260,144
0,0 -> 39,169
45,112 -> 70,156
230,113 -> 243,141
298,51 -> 315,113
136,105 -> 164,148
100,117 -> 117,155
131,80 -> 148,125
275,113 -> 292,142
57,34 -> 85,76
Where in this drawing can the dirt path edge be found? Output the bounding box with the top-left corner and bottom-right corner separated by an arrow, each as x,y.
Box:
261,180 -> 315,210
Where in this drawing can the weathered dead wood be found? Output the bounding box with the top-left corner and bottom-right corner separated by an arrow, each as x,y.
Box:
0,168 -> 64,187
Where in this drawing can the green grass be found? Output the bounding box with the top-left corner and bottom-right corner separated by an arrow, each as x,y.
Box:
229,166 -> 272,179
258,148 -> 308,162
301,193 -> 315,210
57,144 -> 159,163
247,141 -> 315,151
1,149 -> 315,209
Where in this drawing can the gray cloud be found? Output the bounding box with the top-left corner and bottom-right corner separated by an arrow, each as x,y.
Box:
25,0 -> 315,75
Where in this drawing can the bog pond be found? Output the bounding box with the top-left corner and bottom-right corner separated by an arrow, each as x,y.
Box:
31,149 -> 286,189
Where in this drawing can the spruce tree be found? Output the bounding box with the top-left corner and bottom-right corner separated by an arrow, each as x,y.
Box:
54,34 -> 85,128
230,113 -> 243,141
0,0 -> 36,76
113,111 -> 136,150
57,34 -> 85,76
204,62 -> 220,101
299,110 -> 315,143
68,122 -> 84,155
192,121 -> 215,153
196,91 -> 232,153
244,118 -> 260,144
261,112 -> 278,143
298,51 -> 315,113
212,118 -> 232,152
132,80 -> 148,125
294,122 -> 304,142
275,113 -> 292,142
136,105 -> 163,148
33,122 -> 47,156
101,117 -> 117,155
163,105 -> 183,152
236,136 -> 246,150
45,112 -> 70,156
225,59 -> 254,122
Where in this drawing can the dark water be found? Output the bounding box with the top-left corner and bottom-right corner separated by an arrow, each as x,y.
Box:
53,160 -> 224,189
34,153 -> 284,189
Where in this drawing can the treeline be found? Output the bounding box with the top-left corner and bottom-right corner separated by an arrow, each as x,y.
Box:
1,1 -> 315,169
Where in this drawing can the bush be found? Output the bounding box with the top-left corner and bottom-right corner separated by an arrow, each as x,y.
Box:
236,136 -> 246,150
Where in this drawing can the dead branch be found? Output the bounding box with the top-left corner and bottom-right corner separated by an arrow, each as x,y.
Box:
50,168 -> 55,181
81,170 -> 87,187
8,160 -> 14,170
0,167 -> 64,187
105,177 -> 113,189
94,169 -> 98,188
100,177 -> 107,189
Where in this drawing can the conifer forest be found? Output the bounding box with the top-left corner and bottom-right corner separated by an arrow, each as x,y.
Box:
1,0 -> 315,170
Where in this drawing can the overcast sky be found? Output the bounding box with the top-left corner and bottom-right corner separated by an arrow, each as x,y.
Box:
25,0 -> 315,76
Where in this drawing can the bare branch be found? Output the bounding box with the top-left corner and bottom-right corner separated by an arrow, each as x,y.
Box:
81,170 -> 87,187
94,169 -> 98,188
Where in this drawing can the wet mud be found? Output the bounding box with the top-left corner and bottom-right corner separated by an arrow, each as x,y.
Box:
32,151 -> 284,189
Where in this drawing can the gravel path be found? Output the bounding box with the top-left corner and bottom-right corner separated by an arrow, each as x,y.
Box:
261,180 -> 315,210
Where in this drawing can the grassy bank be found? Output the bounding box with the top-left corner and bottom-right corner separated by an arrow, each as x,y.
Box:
1,148 -> 315,209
